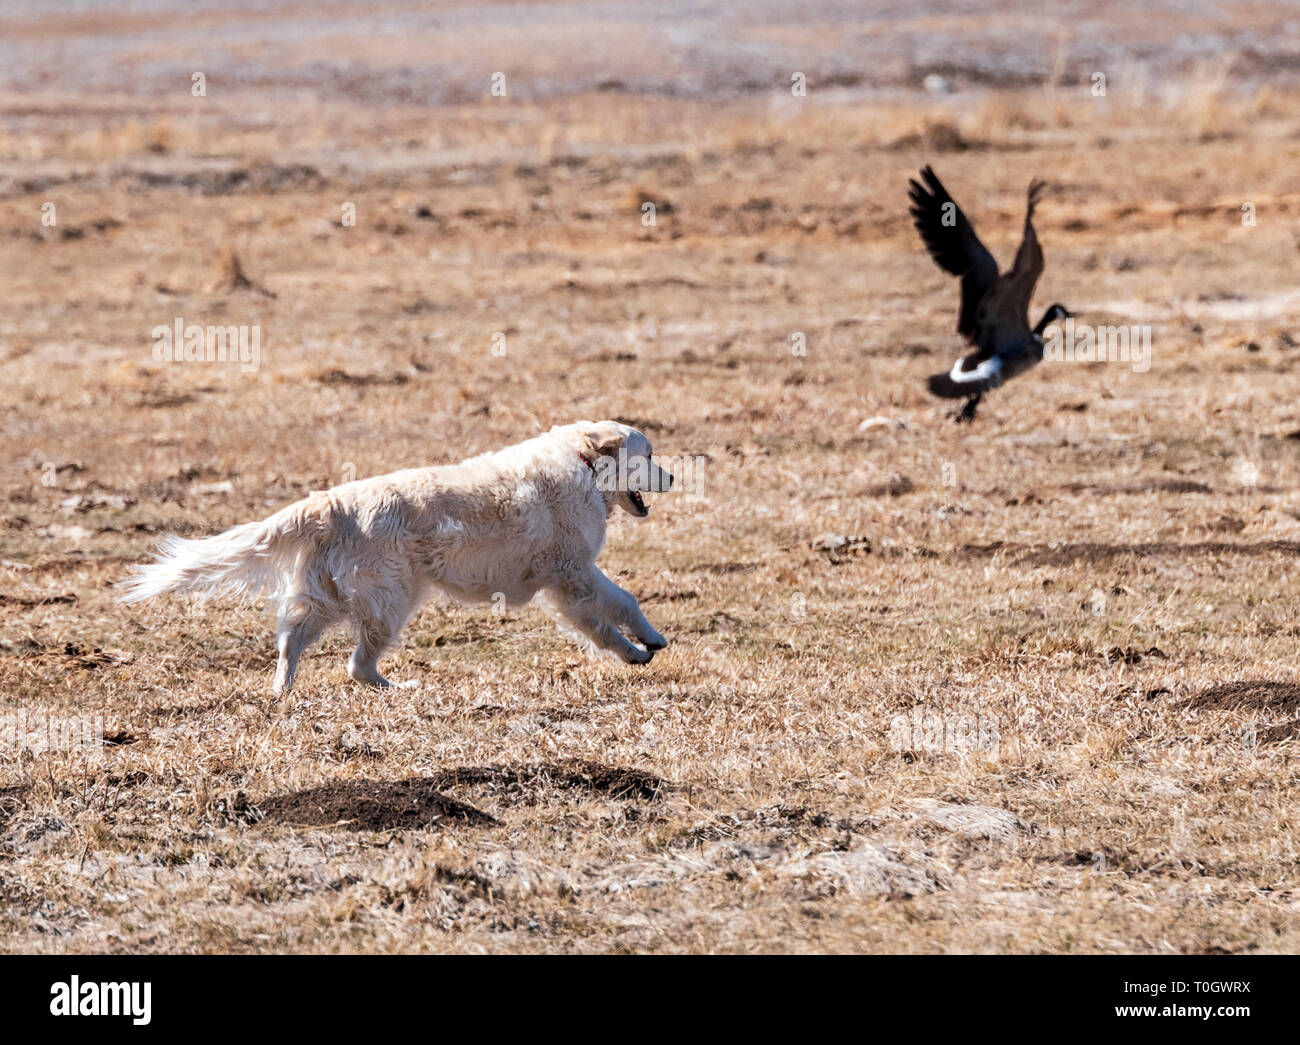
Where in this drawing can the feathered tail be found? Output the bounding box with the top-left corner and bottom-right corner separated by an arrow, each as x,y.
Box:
118,510 -> 312,604
927,371 -> 994,398
926,352 -> 1004,399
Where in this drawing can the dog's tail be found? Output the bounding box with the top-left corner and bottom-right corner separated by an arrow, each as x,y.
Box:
118,502 -> 320,605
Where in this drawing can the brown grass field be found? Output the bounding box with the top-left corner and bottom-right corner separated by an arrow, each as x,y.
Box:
1,1 -> 1299,953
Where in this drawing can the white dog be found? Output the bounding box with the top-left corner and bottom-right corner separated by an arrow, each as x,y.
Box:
120,421 -> 673,692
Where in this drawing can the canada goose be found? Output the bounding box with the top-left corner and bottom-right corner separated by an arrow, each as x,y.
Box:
908,166 -> 1072,422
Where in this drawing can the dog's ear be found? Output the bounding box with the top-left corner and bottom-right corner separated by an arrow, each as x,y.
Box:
581,422 -> 626,458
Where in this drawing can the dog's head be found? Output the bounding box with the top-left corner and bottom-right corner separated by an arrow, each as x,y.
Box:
564,420 -> 673,517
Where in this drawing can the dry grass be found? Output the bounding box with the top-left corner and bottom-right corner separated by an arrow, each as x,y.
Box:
2,4 -> 1300,954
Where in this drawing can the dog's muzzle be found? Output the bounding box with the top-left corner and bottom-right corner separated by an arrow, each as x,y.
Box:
626,464 -> 672,516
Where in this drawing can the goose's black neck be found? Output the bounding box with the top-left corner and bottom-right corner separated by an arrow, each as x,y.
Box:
1033,308 -> 1064,337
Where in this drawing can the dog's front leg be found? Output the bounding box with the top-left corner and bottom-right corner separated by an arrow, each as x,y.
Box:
540,569 -> 657,664
592,569 -> 667,651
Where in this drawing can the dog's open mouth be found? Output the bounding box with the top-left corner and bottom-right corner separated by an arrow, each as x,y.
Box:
628,490 -> 648,516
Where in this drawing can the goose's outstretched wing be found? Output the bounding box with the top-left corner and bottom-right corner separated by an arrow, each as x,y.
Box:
981,178 -> 1046,333
908,166 -> 999,341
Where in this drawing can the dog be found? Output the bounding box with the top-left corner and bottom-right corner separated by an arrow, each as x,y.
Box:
120,421 -> 673,692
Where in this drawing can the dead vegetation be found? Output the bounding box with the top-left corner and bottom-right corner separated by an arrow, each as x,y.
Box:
1,1 -> 1300,953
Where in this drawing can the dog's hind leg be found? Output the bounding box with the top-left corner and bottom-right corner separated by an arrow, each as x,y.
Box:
344,568 -> 419,688
347,614 -> 398,688
273,599 -> 333,694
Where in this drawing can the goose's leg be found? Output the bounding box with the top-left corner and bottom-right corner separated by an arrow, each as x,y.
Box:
955,394 -> 982,424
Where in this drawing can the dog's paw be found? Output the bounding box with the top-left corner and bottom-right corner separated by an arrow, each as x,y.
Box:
623,645 -> 655,665
642,633 -> 668,651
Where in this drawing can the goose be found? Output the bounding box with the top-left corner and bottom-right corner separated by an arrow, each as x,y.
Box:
908,165 -> 1071,422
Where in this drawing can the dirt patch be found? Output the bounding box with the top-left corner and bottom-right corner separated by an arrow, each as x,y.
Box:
810,534 -> 872,563
1061,846 -> 1216,877
1183,680 -> 1300,715
12,642 -> 133,669
1258,721 -> 1300,743
1065,479 -> 1213,496
428,760 -> 668,802
102,771 -> 154,788
687,560 -> 759,576
1182,681 -> 1300,743
956,541 -> 1012,560
863,475 -> 915,498
1207,515 -> 1247,534
1014,540 -> 1300,567
259,779 -> 497,831
310,368 -> 410,387
125,162 -> 324,196
0,591 -> 76,607
640,588 -> 699,603
1102,645 -> 1168,665
259,760 -> 666,831
674,804 -> 843,847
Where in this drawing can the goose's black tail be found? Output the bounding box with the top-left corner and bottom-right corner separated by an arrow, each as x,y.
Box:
927,371 -> 999,399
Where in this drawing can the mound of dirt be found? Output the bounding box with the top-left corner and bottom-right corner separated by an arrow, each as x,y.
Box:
1182,681 -> 1300,744
259,760 -> 666,831
1183,680 -> 1300,714
259,779 -> 497,830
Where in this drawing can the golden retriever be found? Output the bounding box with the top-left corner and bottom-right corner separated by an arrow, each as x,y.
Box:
120,421 -> 672,692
